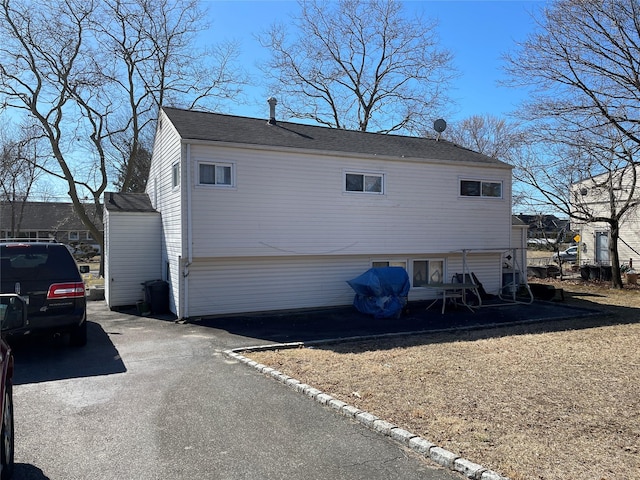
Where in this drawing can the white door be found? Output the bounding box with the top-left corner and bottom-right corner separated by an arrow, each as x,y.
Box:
595,231 -> 609,264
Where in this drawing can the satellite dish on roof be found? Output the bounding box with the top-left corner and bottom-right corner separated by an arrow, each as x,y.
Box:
434,118 -> 447,133
433,118 -> 447,141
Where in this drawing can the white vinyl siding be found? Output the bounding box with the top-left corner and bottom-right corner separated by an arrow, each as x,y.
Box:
183,251 -> 503,317
444,252 -> 502,295
188,145 -> 512,259
186,256 -> 362,316
146,110 -> 184,314
104,211 -> 162,308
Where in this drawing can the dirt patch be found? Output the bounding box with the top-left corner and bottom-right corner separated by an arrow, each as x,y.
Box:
247,280 -> 640,480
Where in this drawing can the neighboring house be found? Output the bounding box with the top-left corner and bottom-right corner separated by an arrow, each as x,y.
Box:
0,201 -> 102,250
105,103 -> 522,318
571,172 -> 640,267
515,214 -> 571,244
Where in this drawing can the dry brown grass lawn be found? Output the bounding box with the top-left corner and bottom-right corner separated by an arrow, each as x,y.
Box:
247,280 -> 640,480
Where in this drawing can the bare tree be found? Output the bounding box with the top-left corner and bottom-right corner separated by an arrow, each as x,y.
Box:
0,0 -> 245,249
445,114 -> 525,161
0,122 -> 43,237
504,0 -> 640,288
514,127 -> 640,288
505,0 -> 640,144
113,143 -> 152,193
258,0 -> 456,134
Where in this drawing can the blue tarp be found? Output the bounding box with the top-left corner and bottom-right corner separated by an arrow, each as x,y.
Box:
347,267 -> 410,319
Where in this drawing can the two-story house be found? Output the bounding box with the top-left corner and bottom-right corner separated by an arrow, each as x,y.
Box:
104,103 -> 518,318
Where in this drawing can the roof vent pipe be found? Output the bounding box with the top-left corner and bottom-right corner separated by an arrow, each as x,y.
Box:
267,97 -> 277,125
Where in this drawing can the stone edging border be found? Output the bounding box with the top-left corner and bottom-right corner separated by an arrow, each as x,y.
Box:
224,340 -> 510,480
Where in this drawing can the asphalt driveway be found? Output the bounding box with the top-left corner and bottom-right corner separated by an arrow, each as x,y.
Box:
10,296 -> 598,480
10,302 -> 465,480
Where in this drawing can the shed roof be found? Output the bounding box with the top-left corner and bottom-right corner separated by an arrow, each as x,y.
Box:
104,192 -> 156,213
161,107 -> 511,169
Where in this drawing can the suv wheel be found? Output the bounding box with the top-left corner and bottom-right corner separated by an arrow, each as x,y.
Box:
69,321 -> 87,347
1,386 -> 14,480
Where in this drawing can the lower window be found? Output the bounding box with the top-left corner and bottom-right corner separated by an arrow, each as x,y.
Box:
412,260 -> 444,287
372,261 -> 406,269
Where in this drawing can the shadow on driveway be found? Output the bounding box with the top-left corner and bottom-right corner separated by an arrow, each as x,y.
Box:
192,297 -> 602,345
9,321 -> 126,385
12,463 -> 51,480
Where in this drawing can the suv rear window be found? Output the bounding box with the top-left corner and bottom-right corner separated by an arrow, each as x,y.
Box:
1,244 -> 79,281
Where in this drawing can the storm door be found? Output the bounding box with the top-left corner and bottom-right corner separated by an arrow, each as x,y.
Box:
595,231 -> 609,264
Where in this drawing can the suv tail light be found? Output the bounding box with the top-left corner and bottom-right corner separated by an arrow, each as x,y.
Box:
47,282 -> 86,299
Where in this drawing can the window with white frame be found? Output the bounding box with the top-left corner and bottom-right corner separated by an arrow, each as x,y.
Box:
460,179 -> 502,198
68,231 -> 79,241
412,259 -> 444,287
172,163 -> 180,188
345,172 -> 384,194
198,162 -> 233,186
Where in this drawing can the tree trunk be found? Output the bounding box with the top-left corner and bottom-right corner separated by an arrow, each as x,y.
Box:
609,221 -> 623,289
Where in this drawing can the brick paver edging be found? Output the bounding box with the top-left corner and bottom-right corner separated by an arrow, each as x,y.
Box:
224,342 -> 510,480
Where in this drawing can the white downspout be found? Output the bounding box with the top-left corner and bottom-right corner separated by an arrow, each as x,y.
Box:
184,143 -> 193,319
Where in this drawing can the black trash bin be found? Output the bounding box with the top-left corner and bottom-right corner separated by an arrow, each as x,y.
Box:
600,265 -> 612,281
143,280 -> 169,314
580,265 -> 590,281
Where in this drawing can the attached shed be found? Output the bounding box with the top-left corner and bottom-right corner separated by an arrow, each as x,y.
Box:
104,192 -> 162,309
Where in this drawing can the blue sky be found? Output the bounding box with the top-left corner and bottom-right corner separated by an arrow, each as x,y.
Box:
33,0 -> 548,200
203,0 -> 546,123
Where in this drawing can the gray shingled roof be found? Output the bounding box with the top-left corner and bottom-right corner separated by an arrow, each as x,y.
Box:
104,192 -> 156,213
162,107 -> 511,168
0,201 -> 101,231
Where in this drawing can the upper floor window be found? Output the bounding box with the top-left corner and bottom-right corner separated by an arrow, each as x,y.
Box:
460,179 -> 502,198
345,172 -> 384,194
199,162 -> 233,187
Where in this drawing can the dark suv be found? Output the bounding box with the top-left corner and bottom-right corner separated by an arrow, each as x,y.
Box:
0,242 -> 87,346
